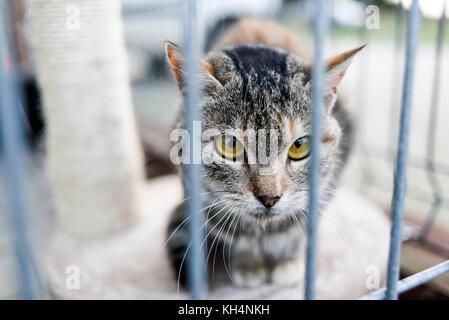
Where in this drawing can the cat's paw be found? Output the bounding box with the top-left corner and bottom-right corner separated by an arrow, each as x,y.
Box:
232,266 -> 268,288
271,259 -> 304,286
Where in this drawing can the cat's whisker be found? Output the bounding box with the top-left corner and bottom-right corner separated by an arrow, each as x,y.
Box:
227,213 -> 243,279
209,207 -> 236,281
164,215 -> 191,248
176,201 -> 232,294
211,214 -> 231,281
215,207 -> 240,280
289,210 -> 306,239
203,195 -> 229,233
300,192 -> 356,247
165,196 -> 228,249
318,204 -> 356,247
221,209 -> 240,281
295,207 -> 309,228
199,204 -> 234,252
193,204 -> 234,284
207,209 -> 232,266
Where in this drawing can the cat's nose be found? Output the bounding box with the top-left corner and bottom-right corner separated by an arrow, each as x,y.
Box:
256,195 -> 281,208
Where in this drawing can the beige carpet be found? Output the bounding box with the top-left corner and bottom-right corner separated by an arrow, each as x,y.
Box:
47,174 -> 390,299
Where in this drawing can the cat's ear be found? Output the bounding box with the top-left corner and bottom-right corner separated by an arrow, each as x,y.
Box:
322,45 -> 365,112
165,41 -> 223,91
325,45 -> 365,93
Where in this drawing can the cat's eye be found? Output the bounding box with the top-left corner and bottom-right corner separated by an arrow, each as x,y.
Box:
215,135 -> 245,160
288,136 -> 310,161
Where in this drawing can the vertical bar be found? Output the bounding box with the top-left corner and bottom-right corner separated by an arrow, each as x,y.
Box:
305,0 -> 328,300
421,3 -> 446,241
183,0 -> 206,300
385,0 -> 421,300
0,1 -> 35,299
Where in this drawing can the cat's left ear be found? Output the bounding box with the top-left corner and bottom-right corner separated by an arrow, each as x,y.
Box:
323,45 -> 365,112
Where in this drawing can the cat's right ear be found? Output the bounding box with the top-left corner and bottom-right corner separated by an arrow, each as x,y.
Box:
165,41 -> 223,91
299,45 -> 365,115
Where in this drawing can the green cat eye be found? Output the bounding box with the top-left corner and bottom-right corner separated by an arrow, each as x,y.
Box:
288,136 -> 310,161
215,135 -> 245,160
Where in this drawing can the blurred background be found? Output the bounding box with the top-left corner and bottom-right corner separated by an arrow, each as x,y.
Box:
0,0 -> 448,299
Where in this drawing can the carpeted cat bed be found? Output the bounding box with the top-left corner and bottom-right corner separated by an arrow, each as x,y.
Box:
47,175 -> 390,299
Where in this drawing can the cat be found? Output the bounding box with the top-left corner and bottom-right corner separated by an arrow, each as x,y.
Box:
165,17 -> 363,288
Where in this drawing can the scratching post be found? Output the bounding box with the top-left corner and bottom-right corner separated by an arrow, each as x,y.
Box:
28,0 -> 145,237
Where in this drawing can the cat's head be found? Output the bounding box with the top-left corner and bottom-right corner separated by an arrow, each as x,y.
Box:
166,42 -> 363,227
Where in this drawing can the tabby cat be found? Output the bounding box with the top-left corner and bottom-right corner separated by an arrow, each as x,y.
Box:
165,18 -> 363,288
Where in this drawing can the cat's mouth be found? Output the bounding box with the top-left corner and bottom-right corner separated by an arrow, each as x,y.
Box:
249,207 -> 281,223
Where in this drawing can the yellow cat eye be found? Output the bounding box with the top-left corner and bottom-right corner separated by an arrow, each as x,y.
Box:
215,135 -> 245,160
288,136 -> 310,161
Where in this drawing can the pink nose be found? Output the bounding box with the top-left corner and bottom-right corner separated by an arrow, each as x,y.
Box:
256,195 -> 281,208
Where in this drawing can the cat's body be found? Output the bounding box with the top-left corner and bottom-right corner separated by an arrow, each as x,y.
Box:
165,18 -> 361,287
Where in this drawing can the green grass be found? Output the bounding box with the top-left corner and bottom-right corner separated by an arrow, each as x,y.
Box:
284,8 -> 449,45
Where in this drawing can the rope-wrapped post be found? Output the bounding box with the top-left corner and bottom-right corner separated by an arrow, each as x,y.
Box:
386,0 -> 421,300
27,0 -> 145,237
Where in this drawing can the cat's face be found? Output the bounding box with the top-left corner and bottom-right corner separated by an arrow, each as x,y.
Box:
167,43 -> 362,227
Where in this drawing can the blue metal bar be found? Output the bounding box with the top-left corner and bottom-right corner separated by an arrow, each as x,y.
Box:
361,260 -> 449,300
385,0 -> 421,300
421,3 -> 446,241
122,0 -> 180,16
183,0 -> 206,300
0,1 -> 35,299
305,0 -> 328,300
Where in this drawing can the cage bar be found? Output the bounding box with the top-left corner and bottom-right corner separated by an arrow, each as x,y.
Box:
305,0 -> 328,300
0,1 -> 36,299
183,0 -> 206,300
386,0 -> 421,300
362,259 -> 449,300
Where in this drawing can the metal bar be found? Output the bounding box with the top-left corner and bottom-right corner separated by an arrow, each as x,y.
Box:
420,3 -> 446,241
305,0 -> 328,300
361,260 -> 449,300
385,0 -> 421,300
122,0 -> 180,16
183,0 -> 206,300
0,1 -> 35,299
